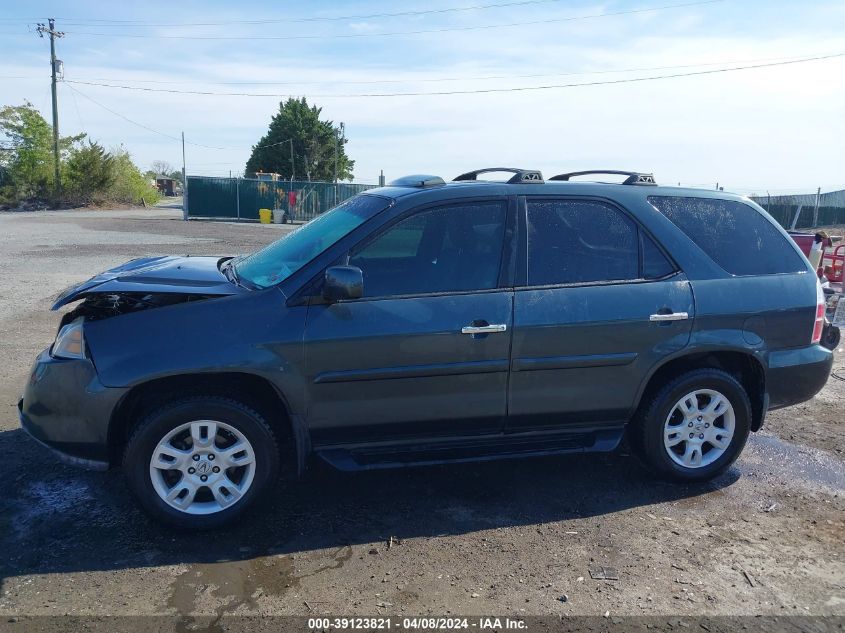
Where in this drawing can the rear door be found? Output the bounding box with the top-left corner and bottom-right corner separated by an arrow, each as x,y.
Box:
507,196 -> 694,432
303,197 -> 516,446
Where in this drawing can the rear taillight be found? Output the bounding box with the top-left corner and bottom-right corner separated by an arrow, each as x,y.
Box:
811,280 -> 825,344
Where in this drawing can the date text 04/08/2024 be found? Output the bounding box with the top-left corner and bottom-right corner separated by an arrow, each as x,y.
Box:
306,616 -> 527,630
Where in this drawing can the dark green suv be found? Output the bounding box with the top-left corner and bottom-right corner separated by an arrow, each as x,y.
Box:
20,168 -> 833,528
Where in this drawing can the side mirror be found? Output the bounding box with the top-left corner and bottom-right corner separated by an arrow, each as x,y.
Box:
323,265 -> 363,302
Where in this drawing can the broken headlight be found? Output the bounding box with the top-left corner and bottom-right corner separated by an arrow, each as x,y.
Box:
51,317 -> 86,360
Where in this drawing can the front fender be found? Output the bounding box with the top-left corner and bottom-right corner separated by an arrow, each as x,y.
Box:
85,288 -> 307,417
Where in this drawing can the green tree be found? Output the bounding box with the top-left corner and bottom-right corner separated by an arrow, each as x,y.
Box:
1,101 -> 160,206
63,141 -> 115,203
0,102 -> 54,199
109,146 -> 161,205
245,97 -> 353,181
0,101 -> 82,200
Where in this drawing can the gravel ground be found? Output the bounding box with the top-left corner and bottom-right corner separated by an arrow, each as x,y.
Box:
0,207 -> 842,626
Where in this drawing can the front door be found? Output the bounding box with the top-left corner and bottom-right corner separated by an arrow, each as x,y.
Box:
508,197 -> 694,432
304,198 -> 514,446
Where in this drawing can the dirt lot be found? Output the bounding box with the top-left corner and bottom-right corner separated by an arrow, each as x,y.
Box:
0,208 -> 842,627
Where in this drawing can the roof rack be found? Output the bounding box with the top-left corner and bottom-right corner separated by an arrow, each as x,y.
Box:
453,167 -> 544,184
549,170 -> 657,185
389,174 -> 446,187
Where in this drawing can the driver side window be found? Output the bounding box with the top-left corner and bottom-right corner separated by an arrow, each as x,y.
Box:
349,200 -> 507,298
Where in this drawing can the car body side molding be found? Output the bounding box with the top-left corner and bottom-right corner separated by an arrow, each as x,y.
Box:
313,359 -> 510,384
511,352 -> 638,372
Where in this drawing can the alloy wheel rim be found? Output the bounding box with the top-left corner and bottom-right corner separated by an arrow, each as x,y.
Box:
663,389 -> 735,469
149,420 -> 256,515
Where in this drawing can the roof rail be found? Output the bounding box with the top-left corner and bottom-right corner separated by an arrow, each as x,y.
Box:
389,174 -> 446,187
549,170 -> 657,185
453,167 -> 544,184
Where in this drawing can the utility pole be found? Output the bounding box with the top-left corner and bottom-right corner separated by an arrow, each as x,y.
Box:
333,122 -> 345,206
333,124 -> 346,181
36,19 -> 64,195
181,131 -> 188,221
288,139 -> 295,182
338,122 -> 345,182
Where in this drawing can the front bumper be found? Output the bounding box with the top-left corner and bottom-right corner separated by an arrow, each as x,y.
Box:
18,349 -> 128,470
767,344 -> 834,410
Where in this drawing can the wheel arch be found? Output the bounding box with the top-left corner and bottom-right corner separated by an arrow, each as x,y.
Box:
634,349 -> 767,432
107,371 -> 310,475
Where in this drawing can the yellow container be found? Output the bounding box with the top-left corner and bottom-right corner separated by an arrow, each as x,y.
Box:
258,208 -> 272,224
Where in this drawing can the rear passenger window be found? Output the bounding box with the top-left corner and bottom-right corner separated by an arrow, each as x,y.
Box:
527,200 -> 639,285
649,196 -> 806,276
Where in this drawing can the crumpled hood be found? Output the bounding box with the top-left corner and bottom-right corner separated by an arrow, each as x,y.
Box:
52,255 -> 243,310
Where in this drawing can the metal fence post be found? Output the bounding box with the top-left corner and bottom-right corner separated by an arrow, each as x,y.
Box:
236,177 -> 240,220
181,132 -> 188,220
812,187 -> 821,227
182,176 -> 188,221
790,205 -> 803,230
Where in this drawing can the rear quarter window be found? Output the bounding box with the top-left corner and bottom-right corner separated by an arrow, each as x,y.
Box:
648,196 -> 807,276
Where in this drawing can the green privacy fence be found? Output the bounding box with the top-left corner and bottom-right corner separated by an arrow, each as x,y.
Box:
187,176 -> 377,221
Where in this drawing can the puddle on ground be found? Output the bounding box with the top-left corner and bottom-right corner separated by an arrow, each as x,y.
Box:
744,432 -> 845,493
168,545 -> 352,632
11,479 -> 109,538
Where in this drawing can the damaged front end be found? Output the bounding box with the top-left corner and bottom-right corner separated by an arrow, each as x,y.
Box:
58,291 -> 218,329
52,255 -> 248,329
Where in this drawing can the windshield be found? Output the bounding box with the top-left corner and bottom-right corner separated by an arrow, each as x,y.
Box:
233,194 -> 390,289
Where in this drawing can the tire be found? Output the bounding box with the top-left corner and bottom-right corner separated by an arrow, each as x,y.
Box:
123,396 -> 280,529
634,368 -> 751,482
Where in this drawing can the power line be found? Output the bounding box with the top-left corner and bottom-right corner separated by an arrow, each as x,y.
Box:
62,51 -> 845,99
47,52 -> 826,88
26,0 -> 576,26
59,0 -> 725,41
64,83 -> 290,151
64,83 -> 185,143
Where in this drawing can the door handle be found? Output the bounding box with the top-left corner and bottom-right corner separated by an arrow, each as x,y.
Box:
461,323 -> 508,334
649,312 -> 689,322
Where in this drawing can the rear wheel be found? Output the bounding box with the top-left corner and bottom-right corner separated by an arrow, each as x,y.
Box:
124,396 -> 280,529
634,369 -> 751,482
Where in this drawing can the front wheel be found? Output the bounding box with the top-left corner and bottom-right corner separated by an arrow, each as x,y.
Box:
634,369 -> 751,482
123,396 -> 280,529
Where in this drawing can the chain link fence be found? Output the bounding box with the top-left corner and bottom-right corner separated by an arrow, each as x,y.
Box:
750,189 -> 845,230
186,176 -> 377,222
185,176 -> 845,231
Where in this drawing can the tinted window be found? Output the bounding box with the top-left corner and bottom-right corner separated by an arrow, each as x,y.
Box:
527,200 -> 639,285
641,231 -> 676,279
349,201 -> 507,297
649,196 -> 806,276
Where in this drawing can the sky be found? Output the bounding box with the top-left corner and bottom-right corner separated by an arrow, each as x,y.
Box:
1,0 -> 844,195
